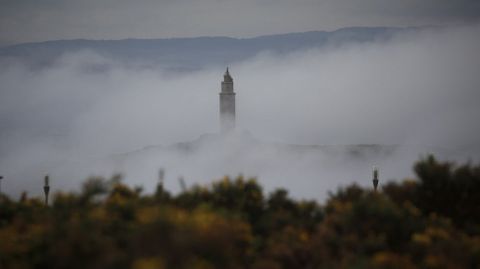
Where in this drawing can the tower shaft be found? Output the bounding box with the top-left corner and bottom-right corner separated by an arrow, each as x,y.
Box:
220,68 -> 236,133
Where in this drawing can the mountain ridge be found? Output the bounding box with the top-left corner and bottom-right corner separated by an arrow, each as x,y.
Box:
0,26 -> 419,71
1,26 -> 411,47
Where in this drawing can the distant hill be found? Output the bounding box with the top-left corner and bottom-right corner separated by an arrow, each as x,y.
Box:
108,130 -> 456,199
119,131 -> 400,160
0,27 -> 415,71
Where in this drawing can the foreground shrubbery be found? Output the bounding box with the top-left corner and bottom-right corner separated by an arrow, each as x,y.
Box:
1,156 -> 480,269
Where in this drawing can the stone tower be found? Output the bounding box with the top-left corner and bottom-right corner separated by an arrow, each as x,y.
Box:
219,68 -> 236,133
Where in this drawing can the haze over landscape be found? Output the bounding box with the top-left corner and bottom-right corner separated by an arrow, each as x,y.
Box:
3,2 -> 480,268
0,0 -> 479,200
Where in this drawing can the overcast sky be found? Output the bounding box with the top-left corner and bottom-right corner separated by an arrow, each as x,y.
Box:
1,0 -> 480,45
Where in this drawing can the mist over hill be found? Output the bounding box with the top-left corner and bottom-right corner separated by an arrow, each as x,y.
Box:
111,131 -> 461,200
0,27 -> 410,71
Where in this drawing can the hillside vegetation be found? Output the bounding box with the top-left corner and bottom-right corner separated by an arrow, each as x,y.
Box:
1,155 -> 479,269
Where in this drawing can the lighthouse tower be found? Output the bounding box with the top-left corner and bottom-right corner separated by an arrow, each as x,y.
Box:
219,68 -> 236,133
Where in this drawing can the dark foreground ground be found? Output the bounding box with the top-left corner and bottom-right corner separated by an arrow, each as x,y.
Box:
1,155 -> 479,269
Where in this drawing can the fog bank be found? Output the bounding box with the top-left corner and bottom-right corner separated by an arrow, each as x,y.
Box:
1,25 -> 479,200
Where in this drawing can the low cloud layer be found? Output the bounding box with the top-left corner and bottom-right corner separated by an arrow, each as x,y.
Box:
1,25 -> 479,200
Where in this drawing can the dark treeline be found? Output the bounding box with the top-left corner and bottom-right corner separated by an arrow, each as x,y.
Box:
0,155 -> 479,269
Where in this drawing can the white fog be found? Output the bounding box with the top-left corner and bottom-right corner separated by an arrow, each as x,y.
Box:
1,24 -> 479,200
